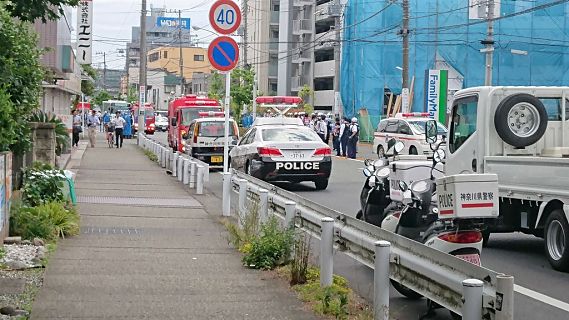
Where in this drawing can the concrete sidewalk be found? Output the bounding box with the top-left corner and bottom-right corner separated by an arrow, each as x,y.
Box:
32,136 -> 317,319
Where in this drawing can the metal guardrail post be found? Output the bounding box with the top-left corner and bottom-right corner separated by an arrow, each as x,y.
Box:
496,275 -> 514,320
203,163 -> 210,182
320,217 -> 334,288
259,189 -> 269,224
182,159 -> 190,185
161,147 -> 167,168
196,165 -> 204,195
284,201 -> 296,228
177,156 -> 183,182
374,241 -> 391,320
189,161 -> 197,188
172,152 -> 178,177
462,279 -> 483,320
238,179 -> 248,215
222,172 -> 232,217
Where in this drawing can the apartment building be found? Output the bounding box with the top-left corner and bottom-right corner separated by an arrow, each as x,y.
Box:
34,6 -> 81,115
246,0 -> 341,111
146,46 -> 213,84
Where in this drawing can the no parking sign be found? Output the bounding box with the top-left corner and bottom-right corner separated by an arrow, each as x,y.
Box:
208,36 -> 240,72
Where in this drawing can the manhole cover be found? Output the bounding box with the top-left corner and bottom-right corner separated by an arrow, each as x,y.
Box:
77,196 -> 201,208
81,226 -> 143,235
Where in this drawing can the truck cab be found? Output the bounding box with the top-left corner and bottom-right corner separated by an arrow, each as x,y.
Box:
445,86 -> 569,271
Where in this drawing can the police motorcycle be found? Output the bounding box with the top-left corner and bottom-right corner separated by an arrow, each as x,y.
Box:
379,121 -> 498,319
356,139 -> 404,226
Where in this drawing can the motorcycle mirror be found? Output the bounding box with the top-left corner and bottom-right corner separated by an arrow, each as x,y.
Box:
387,138 -> 396,151
363,167 -> 373,177
399,180 -> 408,192
411,180 -> 430,194
434,149 -> 446,163
368,176 -> 377,188
376,167 -> 391,179
425,120 -> 438,144
394,141 -> 405,154
373,159 -> 387,167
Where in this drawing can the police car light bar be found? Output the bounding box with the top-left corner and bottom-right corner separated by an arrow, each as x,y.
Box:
397,112 -> 430,118
255,96 -> 303,105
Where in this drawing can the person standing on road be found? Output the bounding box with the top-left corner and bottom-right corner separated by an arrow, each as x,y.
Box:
340,117 -> 350,157
112,111 -> 126,148
72,110 -> 82,147
316,114 -> 328,143
86,109 -> 100,148
347,117 -> 359,159
332,118 -> 341,156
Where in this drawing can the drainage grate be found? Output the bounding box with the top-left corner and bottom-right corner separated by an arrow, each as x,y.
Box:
77,196 -> 201,208
81,226 -> 143,235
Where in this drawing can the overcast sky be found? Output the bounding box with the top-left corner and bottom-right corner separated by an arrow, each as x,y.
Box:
74,0 -> 225,70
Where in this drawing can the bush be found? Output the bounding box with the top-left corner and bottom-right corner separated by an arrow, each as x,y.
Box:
10,201 -> 79,241
242,217 -> 293,270
21,163 -> 67,206
291,234 -> 311,285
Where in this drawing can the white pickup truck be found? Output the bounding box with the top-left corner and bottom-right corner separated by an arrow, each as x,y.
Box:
441,86 -> 569,271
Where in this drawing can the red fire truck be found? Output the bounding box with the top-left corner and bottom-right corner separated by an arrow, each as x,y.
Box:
168,95 -> 222,152
131,102 -> 156,135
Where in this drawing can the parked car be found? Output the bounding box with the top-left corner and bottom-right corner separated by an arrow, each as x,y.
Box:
155,115 -> 168,132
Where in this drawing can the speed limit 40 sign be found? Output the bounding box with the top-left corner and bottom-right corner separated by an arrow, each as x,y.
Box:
209,0 -> 242,35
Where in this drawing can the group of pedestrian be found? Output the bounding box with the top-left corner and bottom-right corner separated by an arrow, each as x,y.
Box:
300,112 -> 359,159
71,109 -> 128,149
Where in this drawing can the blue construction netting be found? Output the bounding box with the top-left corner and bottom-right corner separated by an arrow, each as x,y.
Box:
341,0 -> 569,119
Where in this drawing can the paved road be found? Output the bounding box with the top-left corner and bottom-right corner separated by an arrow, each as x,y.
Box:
154,131 -> 569,319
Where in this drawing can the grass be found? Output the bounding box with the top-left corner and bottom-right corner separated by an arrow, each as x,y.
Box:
143,149 -> 158,162
276,266 -> 373,320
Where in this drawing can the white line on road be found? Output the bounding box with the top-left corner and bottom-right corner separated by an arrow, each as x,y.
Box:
515,284 -> 569,313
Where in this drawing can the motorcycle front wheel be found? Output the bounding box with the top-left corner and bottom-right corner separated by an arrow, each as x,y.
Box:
391,280 -> 422,300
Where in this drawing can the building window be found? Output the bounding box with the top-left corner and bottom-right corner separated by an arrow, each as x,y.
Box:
194,55 -> 205,61
149,52 -> 160,62
314,77 -> 333,91
163,51 -> 168,59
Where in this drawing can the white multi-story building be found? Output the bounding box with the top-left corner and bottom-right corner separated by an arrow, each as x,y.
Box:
246,0 -> 341,112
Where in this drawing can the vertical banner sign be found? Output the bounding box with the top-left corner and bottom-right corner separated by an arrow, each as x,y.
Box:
139,86 -> 146,115
425,69 -> 448,124
77,0 -> 93,64
401,88 -> 410,113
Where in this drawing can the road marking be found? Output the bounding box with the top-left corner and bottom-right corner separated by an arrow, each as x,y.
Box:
515,284 -> 569,313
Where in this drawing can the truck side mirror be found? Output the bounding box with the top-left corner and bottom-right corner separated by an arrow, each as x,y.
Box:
171,118 -> 177,127
425,120 -> 438,144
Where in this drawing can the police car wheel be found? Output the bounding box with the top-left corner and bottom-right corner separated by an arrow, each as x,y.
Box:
314,178 -> 329,190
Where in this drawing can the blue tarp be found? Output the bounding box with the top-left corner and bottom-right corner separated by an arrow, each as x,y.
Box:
341,0 -> 569,118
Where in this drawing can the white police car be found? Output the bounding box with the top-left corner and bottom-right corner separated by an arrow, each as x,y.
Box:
229,117 -> 332,190
373,113 -> 447,157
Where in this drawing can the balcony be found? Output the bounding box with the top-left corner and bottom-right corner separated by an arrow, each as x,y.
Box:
314,90 -> 335,107
292,48 -> 312,64
316,2 -> 341,21
268,63 -> 278,78
270,11 -> 279,25
269,39 -> 278,52
314,60 -> 335,78
293,19 -> 313,35
291,76 -> 309,91
314,32 -> 335,50
293,0 -> 313,7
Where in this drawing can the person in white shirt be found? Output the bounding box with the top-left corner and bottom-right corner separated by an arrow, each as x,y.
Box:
316,114 -> 328,142
112,111 -> 127,148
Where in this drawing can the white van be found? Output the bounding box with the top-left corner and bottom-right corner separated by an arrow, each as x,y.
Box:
185,117 -> 239,166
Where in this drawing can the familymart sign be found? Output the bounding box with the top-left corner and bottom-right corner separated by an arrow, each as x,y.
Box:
424,69 -> 448,123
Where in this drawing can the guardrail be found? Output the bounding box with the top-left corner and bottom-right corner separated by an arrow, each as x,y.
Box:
229,169 -> 515,320
139,135 -> 209,194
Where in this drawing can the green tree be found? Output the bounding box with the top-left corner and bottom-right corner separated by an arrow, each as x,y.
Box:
0,5 -> 44,154
91,91 -> 113,108
81,65 -> 97,97
127,87 -> 138,103
230,68 -> 255,123
208,71 -> 224,101
298,85 -> 314,114
5,0 -> 80,22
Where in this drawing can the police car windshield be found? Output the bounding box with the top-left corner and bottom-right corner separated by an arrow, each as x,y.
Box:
198,121 -> 236,137
262,127 -> 320,142
409,120 -> 447,135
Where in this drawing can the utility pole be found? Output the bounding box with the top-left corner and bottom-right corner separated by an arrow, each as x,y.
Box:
401,0 -> 409,90
138,0 -> 147,143
103,52 -> 107,91
483,0 -> 495,86
178,9 -> 185,95
242,0 -> 248,66
333,0 -> 341,117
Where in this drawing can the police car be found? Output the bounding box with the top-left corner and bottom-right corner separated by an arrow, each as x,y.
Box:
372,113 -> 447,157
229,117 -> 332,190
185,114 -> 239,166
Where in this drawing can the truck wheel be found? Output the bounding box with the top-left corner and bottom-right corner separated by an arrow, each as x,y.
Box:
314,178 -> 329,190
494,93 -> 548,147
545,209 -> 569,271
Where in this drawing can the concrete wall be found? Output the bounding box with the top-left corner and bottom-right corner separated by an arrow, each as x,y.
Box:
28,123 -> 57,167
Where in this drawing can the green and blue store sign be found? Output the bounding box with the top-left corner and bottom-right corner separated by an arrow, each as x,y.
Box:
424,69 -> 448,124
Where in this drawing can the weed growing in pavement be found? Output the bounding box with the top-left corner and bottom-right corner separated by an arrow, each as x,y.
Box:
242,217 -> 294,270
290,233 -> 311,285
143,149 -> 158,162
225,201 -> 261,252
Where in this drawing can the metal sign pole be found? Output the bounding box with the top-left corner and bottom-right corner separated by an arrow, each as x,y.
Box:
223,72 -> 231,173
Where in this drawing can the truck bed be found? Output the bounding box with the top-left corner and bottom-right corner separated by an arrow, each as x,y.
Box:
484,156 -> 569,202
